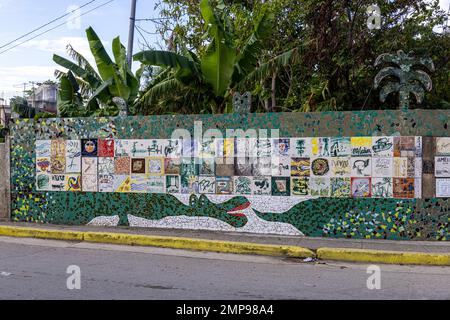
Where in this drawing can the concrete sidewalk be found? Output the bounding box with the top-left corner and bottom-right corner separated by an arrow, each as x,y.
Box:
0,222 -> 449,266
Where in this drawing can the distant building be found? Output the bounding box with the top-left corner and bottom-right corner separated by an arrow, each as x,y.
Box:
27,83 -> 58,114
0,103 -> 10,127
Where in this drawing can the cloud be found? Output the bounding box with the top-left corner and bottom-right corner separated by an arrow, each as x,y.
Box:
21,37 -> 95,60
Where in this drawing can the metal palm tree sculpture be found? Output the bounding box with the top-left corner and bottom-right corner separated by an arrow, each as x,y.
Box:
374,50 -> 435,110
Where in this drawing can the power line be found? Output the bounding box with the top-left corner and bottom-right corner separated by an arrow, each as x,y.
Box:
0,0 -> 115,56
0,0 -> 97,51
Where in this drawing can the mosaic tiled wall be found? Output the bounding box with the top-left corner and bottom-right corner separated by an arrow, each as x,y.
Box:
9,110 -> 450,240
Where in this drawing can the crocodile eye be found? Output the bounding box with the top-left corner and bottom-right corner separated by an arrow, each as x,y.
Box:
199,194 -> 208,208
189,194 -> 197,207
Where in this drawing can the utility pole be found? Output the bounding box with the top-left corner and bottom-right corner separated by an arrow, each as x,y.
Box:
127,0 -> 137,67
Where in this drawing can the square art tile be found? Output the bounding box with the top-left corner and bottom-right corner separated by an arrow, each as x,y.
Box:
291,158 -> 310,177
393,157 -> 408,177
199,139 -> 217,158
271,177 -> 290,196
165,158 -> 181,175
235,158 -> 253,176
98,157 -> 115,175
215,162 -> 235,176
255,139 -> 271,158
114,139 -> 132,157
393,178 -> 415,199
351,178 -> 372,198
181,159 -> 200,176
181,174 -> 199,194
216,177 -> 233,195
199,158 -> 215,176
436,178 -> 450,198
113,175 -> 132,193
114,157 -> 131,175
372,137 -> 394,157
166,175 -> 180,194
311,138 -> 330,157
131,158 -> 146,174
131,175 -> 150,193
330,157 -> 351,177
65,174 -> 82,192
36,140 -> 51,157
199,176 -> 216,194
234,176 -> 252,195
372,177 -> 393,198
394,136 -> 415,157
435,157 -> 450,177
273,139 -> 290,156
81,139 -> 97,157
351,137 -> 372,157
147,157 -> 164,176
252,176 -> 271,195
98,139 -> 115,157
36,174 -> 51,191
351,157 -> 371,177
65,140 -> 81,173
163,139 -> 182,158
147,176 -> 165,193
311,158 -> 331,177
291,177 -> 309,196
98,174 -> 114,193
182,140 -> 199,157
330,137 -> 351,157
36,157 -> 51,173
271,156 -> 291,177
309,177 -> 331,197
330,178 -> 351,198
253,157 -> 272,176
436,138 -> 450,156
371,158 -> 393,178
50,175 -> 66,192
290,138 -> 311,157
82,157 -> 98,175
82,174 -> 97,192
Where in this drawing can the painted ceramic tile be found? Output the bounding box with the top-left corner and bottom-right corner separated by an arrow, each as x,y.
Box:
216,177 -> 233,195
81,139 -> 97,157
197,158 -> 214,176
311,138 -> 330,157
50,174 -> 66,192
215,161 -> 235,176
436,178 -> 450,198
291,177 -> 309,196
393,178 -> 415,199
36,140 -> 51,157
50,156 -> 65,174
435,157 -> 450,177
273,139 -> 290,156
98,174 -> 114,193
51,140 -> 66,158
271,156 -> 291,177
414,178 -> 422,199
129,140 -> 149,157
65,140 -> 81,173
407,157 -> 416,178
113,175 -> 132,193
330,137 -> 351,157
235,158 -> 253,176
330,177 -> 351,198
252,157 -> 272,176
165,158 -> 181,175
147,139 -> 165,156
114,139 -> 132,157
166,175 -> 180,194
330,157 -> 351,177
199,176 -> 216,194
351,157 -> 371,177
415,158 -> 423,177
291,158 -> 310,177
290,138 -> 311,157
65,174 -> 82,192
351,178 -> 372,198
311,158 -> 330,177
82,174 -> 97,192
372,177 -> 393,198
36,173 -> 51,191
235,138 -> 251,158
393,157 -> 408,177
351,137 -> 372,157
252,176 -> 271,195
114,157 -> 131,175
36,157 -> 51,173
98,157 -> 115,175
309,177 -> 331,197
82,157 -> 98,176
181,174 -> 199,194
234,176 -> 252,195
131,158 -> 146,174
182,139 -> 199,157
394,136 -> 415,157
415,136 -> 423,157
371,158 -> 393,178
181,159 -> 200,176
147,157 -> 164,176
147,176 -> 165,193
131,175 -> 149,193
436,137 -> 450,156
216,138 -> 234,158
372,137 -> 394,157
256,138 -> 271,158
199,138 -> 217,158
271,177 -> 290,196
98,139 -> 115,157
163,139 -> 182,158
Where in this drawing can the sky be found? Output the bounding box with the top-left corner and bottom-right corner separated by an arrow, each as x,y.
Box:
0,0 -> 449,102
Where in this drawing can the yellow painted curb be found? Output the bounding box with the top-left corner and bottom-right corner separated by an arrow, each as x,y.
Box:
0,226 -> 314,259
317,248 -> 450,266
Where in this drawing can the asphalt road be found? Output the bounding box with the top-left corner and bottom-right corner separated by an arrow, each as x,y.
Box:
0,236 -> 449,300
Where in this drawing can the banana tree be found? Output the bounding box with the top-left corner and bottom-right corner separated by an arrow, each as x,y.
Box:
374,50 -> 435,110
134,0 -> 296,114
53,27 -> 140,116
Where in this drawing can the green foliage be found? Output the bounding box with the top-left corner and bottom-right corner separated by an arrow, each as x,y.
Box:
53,27 -> 140,117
